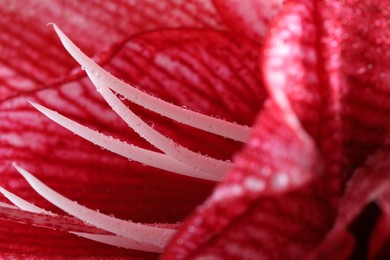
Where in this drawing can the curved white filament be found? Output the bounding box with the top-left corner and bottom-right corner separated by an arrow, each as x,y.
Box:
70,232 -> 162,252
0,186 -> 162,252
29,101 -> 223,181
0,187 -> 50,214
91,81 -> 232,175
50,23 -> 251,142
14,164 -> 176,248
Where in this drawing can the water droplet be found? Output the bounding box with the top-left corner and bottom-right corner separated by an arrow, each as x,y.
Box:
188,225 -> 196,233
271,172 -> 289,189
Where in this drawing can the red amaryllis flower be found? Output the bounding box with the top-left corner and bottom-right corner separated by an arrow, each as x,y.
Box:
0,0 -> 389,259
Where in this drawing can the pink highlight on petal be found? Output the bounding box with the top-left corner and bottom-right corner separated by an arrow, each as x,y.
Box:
13,164 -> 176,248
29,101 -> 221,181
50,23 -> 251,142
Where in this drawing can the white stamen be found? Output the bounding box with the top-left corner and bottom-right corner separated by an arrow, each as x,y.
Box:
13,164 -> 176,248
0,187 -> 49,214
70,232 -> 163,253
50,23 -> 251,142
0,186 -> 162,252
92,82 -> 232,175
29,101 -> 222,181
0,202 -> 18,209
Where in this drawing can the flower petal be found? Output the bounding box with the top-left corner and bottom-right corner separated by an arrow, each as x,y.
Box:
13,164 -> 175,248
102,28 -> 267,160
212,0 -> 284,42
368,196 -> 390,259
0,201 -> 161,255
0,202 -> 105,234
307,146 -> 390,259
0,219 -> 158,258
162,1 -> 339,258
263,0 -> 390,199
1,26 -> 264,254
0,79 -> 215,224
0,0 -> 225,100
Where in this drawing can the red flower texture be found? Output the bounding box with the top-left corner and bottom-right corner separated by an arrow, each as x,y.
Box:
0,0 -> 389,259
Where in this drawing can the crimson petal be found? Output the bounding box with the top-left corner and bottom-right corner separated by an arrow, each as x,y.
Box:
162,99 -> 333,259
212,0 -> 283,42
0,26 -> 265,255
162,2 -> 331,254
103,28 -> 266,159
162,0 -> 335,258
308,146 -> 390,259
0,0 -> 226,100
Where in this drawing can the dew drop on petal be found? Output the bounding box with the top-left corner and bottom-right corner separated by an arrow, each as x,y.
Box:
271,172 -> 289,189
244,177 -> 265,192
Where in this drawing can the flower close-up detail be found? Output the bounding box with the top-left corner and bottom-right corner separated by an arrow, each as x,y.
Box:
0,0 -> 389,259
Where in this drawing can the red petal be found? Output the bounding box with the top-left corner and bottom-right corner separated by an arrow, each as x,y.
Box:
368,209 -> 390,259
0,222 -> 157,258
104,28 -> 266,159
212,0 -> 283,42
309,146 -> 390,259
162,99 -> 334,258
0,205 -> 158,257
0,0 -> 225,100
1,26 -> 264,254
0,204 -> 106,234
368,190 -> 390,259
302,0 -> 390,195
0,77 -> 215,220
266,0 -> 390,196
162,1 -> 340,258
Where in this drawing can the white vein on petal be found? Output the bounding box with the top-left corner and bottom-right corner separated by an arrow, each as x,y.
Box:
29,101 -> 222,182
13,164 -> 176,248
50,23 -> 251,143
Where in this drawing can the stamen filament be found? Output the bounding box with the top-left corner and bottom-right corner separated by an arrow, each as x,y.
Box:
0,187 -> 162,252
91,80 -> 232,175
70,232 -> 163,253
13,164 -> 176,248
0,187 -> 49,214
50,23 -> 251,142
29,101 -> 223,181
